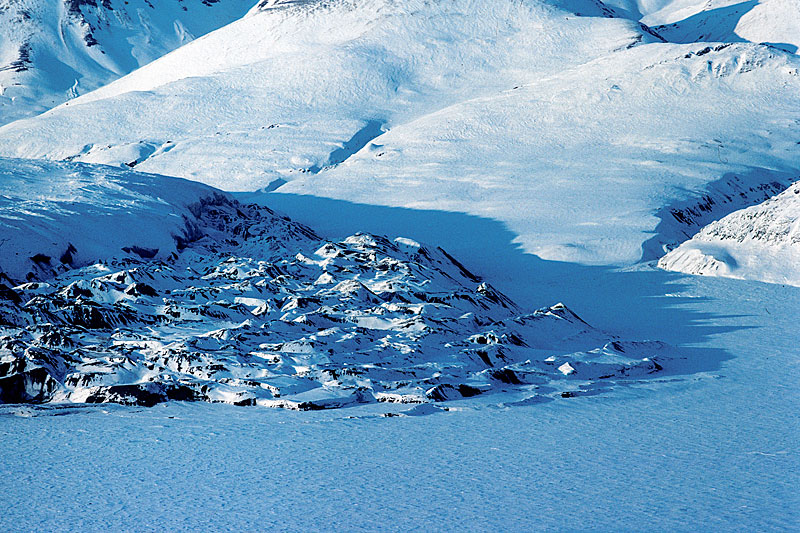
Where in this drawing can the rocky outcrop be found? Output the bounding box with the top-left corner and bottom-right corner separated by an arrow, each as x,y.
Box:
0,201 -> 676,409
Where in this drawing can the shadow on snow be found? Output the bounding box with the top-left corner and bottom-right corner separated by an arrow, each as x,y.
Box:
239,191 -> 742,384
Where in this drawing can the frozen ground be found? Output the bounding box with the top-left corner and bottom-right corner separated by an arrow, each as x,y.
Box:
1,272 -> 798,531
2,182 -> 799,530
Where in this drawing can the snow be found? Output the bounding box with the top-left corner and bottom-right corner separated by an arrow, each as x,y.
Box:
0,0 -> 256,125
659,180 -> 800,285
1,274 -> 798,531
0,0 -> 797,266
277,41 -> 800,265
0,157 -> 224,282
644,0 -> 800,54
0,163 -> 680,409
0,0 -> 798,529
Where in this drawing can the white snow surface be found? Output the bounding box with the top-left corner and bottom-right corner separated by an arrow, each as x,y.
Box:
0,0 -> 256,125
1,274 -> 798,531
659,180 -> 800,285
0,0 -> 797,265
0,158 -> 678,410
0,1 -> 798,529
645,0 -> 800,54
0,157 -> 224,282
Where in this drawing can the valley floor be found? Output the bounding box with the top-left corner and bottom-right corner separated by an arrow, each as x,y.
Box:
2,195 -> 797,531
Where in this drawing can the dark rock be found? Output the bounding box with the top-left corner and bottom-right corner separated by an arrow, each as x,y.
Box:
85,383 -> 166,407
121,246 -> 159,259
0,367 -> 59,403
233,397 -> 256,406
125,282 -> 158,297
426,383 -> 483,401
64,303 -> 111,329
30,253 -> 51,265
164,384 -> 201,402
0,284 -> 22,305
490,368 -> 522,384
457,384 -> 483,397
62,283 -> 94,299
59,243 -> 78,265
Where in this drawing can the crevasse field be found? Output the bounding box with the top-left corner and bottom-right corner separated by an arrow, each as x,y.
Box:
0,0 -> 798,531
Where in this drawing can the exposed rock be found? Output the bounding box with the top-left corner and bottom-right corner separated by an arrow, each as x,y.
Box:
0,284 -> 21,305
0,201 -> 676,408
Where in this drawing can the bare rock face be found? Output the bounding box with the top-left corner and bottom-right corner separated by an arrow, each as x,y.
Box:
0,199 -> 676,409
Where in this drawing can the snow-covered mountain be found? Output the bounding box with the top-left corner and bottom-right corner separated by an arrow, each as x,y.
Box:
643,0 -> 800,53
0,0 -> 797,266
0,157 -> 675,408
0,0 -> 255,125
0,0 -> 797,411
659,180 -> 800,286
0,157 -> 227,281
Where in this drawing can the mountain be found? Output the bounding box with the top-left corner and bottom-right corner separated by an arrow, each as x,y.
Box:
0,157 -> 224,282
0,0 -> 255,125
0,157 -> 675,408
659,180 -> 800,286
0,0 -> 797,409
0,0 -> 797,266
0,2 -> 799,529
643,0 -> 800,53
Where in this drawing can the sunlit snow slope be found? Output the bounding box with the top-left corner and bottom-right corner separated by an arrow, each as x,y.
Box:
0,0 -> 255,125
659,180 -> 800,286
0,0 -> 798,265
640,0 -> 800,53
0,157 -> 224,281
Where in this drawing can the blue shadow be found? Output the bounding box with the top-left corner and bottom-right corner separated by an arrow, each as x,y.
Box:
237,191 -> 746,378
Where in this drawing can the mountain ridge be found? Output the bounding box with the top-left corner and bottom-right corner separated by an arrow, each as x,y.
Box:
0,0 -> 255,124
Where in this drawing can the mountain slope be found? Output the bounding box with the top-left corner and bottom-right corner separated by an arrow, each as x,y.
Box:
642,0 -> 800,53
0,157 -> 223,282
0,0 -> 797,266
0,0 -> 661,187
277,42 -> 800,264
658,180 -> 800,285
0,0 -> 255,125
